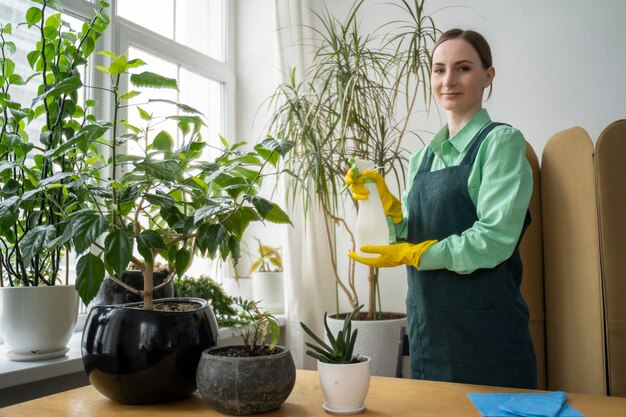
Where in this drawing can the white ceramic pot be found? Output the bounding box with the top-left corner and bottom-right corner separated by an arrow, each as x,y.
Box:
1,285 -> 79,359
326,313 -> 407,377
221,276 -> 253,300
252,271 -> 284,313
317,356 -> 371,413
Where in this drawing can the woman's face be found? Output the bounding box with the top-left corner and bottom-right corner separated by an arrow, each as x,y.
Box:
431,38 -> 494,118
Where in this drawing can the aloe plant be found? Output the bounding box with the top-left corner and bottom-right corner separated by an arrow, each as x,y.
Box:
300,304 -> 363,364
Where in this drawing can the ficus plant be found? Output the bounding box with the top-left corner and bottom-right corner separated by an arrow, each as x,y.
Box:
0,0 -> 110,287
71,47 -> 294,309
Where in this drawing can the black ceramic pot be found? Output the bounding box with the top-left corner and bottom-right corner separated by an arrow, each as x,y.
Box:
82,297 -> 219,405
93,270 -> 174,305
196,345 -> 296,415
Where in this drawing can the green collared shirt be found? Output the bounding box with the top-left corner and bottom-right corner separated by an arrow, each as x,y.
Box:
392,109 -> 533,274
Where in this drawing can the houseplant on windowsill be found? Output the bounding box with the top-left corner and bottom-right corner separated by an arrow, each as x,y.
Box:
197,297 -> 296,415
265,0 -> 439,375
0,0 -> 109,360
74,46 -> 293,404
249,237 -> 284,313
174,274 -> 252,328
300,305 -> 370,414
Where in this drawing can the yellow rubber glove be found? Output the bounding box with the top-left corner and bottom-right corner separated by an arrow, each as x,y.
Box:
348,241 -> 437,268
343,169 -> 403,224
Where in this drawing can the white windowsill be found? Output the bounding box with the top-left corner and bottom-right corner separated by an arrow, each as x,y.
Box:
0,314 -> 285,390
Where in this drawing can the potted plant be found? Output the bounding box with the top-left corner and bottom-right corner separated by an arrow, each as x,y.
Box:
0,0 -> 109,360
197,297 -> 296,415
249,237 -> 284,313
174,274 -> 252,328
77,46 -> 293,403
300,305 -> 371,414
10,1 -> 293,404
265,0 -> 439,375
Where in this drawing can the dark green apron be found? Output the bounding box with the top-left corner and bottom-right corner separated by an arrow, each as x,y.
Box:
406,123 -> 537,389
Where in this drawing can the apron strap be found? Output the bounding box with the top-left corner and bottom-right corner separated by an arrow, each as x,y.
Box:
459,122 -> 509,166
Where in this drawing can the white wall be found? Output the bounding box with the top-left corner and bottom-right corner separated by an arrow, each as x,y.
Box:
235,0 -> 626,312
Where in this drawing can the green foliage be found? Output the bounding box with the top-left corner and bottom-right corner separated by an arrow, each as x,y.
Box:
72,45 -> 295,306
300,305 -> 363,364
174,275 -> 251,328
266,0 -> 438,318
235,297 -> 281,353
248,237 -> 282,273
0,0 -> 110,286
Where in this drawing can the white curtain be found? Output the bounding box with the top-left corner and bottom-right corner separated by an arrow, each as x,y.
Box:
273,0 -> 338,370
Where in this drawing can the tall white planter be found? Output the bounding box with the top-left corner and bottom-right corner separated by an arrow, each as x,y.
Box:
1,285 -> 79,361
317,356 -> 371,414
327,314 -> 407,377
252,271 -> 284,313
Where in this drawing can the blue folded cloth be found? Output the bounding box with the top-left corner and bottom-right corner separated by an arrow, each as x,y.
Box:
467,392 -> 584,417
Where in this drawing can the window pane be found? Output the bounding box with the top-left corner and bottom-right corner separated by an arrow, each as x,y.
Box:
179,68 -> 223,161
175,0 -> 224,61
117,0 -> 224,61
117,0 -> 174,38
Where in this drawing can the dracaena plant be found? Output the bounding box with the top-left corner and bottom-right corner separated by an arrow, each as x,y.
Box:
70,48 -> 293,309
0,0 -> 110,287
266,0 -> 438,319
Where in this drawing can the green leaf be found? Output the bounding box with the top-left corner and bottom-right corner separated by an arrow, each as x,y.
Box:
147,99 -> 202,114
199,224 -> 228,258
135,159 -> 181,182
260,202 -> 292,225
120,91 -> 140,100
20,225 -> 55,269
76,253 -> 105,306
258,137 -> 294,158
32,76 -> 83,105
26,7 -> 43,27
137,106 -> 151,121
152,130 -> 173,151
104,229 -> 134,277
71,210 -> 110,254
136,230 -> 167,265
130,71 -> 178,90
175,248 -> 191,278
109,54 -> 128,74
27,50 -> 39,69
0,196 -> 20,228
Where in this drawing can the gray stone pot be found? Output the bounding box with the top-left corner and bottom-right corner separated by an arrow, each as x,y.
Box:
196,345 -> 296,415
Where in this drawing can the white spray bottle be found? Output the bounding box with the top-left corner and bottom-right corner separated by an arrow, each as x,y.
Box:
352,159 -> 389,258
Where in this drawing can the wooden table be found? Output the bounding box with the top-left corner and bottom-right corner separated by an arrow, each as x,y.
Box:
2,370 -> 625,416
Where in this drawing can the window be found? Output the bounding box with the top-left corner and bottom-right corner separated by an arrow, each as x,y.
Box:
0,0 -> 234,292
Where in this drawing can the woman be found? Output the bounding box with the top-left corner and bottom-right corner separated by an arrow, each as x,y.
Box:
346,29 -> 537,389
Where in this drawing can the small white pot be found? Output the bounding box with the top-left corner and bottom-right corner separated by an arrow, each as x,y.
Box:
252,271 -> 284,313
326,314 -> 406,377
317,356 -> 371,413
1,285 -> 79,358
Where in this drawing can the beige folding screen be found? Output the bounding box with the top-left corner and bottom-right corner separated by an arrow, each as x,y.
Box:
595,120 -> 626,397
541,127 -> 606,395
519,143 -> 547,390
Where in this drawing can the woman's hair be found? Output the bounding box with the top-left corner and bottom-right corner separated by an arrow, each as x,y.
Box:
432,29 -> 494,98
